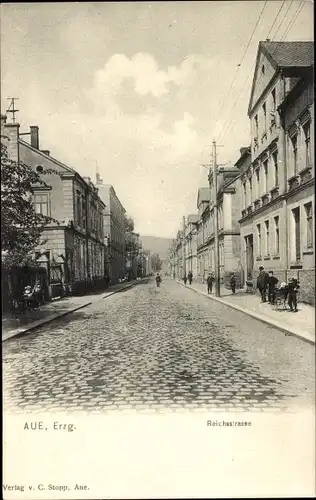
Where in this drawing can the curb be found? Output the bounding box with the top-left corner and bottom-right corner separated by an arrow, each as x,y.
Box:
2,302 -> 93,342
2,279 -> 145,342
177,281 -> 315,345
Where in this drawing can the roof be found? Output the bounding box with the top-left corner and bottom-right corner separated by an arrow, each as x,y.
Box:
187,214 -> 198,224
248,40 -> 314,115
197,187 -> 210,207
262,41 -> 314,68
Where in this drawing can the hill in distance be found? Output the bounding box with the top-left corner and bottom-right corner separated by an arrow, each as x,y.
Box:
140,235 -> 173,262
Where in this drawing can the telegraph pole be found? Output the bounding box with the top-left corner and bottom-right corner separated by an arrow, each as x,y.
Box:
212,140 -> 221,297
182,216 -> 186,279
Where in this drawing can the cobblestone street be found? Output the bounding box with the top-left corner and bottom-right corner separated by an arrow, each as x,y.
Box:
3,280 -> 315,414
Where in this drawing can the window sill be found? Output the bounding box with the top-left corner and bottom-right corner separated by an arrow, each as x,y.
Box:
256,256 -> 262,261
272,255 -> 280,260
302,249 -> 314,255
263,255 -> 271,260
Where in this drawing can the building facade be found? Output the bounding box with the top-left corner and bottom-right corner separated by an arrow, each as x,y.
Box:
95,179 -> 126,284
238,41 -> 314,303
2,117 -> 106,297
184,215 -> 198,280
196,187 -> 211,282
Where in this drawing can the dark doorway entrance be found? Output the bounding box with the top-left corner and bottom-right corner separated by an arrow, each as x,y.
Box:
245,234 -> 254,279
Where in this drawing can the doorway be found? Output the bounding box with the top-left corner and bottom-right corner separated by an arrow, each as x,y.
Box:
245,234 -> 254,279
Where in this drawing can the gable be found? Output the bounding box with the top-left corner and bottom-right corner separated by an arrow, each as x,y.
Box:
248,48 -> 278,116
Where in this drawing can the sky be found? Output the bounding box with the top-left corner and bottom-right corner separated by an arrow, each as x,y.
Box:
1,1 -> 313,238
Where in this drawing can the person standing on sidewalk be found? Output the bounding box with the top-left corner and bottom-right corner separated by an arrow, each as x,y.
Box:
188,271 -> 193,285
230,274 -> 236,294
287,278 -> 299,312
257,266 -> 269,302
267,271 -> 278,304
207,273 -> 214,294
183,274 -> 187,286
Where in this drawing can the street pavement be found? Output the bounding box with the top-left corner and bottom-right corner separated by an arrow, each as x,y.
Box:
3,279 -> 315,414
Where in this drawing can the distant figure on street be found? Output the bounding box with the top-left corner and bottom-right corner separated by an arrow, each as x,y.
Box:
257,266 -> 269,302
188,271 -> 193,285
267,271 -> 278,304
207,273 -> 215,294
230,274 -> 236,294
155,273 -> 162,287
183,274 -> 187,285
287,278 -> 299,312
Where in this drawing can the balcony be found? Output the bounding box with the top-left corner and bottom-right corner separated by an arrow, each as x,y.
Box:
270,186 -> 280,201
241,208 -> 248,218
253,198 -> 261,211
261,193 -> 270,206
247,205 -> 253,215
288,175 -> 300,191
299,166 -> 313,185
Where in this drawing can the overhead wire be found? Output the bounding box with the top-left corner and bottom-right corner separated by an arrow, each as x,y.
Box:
216,0 -> 306,142
210,0 -> 268,140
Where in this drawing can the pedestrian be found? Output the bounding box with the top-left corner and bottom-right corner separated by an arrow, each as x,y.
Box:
188,271 -> 193,285
257,266 -> 269,302
206,273 -> 214,294
155,273 -> 162,288
267,271 -> 278,304
230,274 -> 236,294
183,274 -> 187,285
287,278 -> 299,312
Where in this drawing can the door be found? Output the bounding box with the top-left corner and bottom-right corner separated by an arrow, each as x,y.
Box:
245,235 -> 254,279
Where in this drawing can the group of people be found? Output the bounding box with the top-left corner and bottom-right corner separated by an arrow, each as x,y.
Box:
183,271 -> 193,286
257,266 -> 300,312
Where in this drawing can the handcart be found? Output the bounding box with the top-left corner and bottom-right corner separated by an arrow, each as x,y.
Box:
274,287 -> 289,311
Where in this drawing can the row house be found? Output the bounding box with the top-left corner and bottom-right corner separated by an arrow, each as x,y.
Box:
208,159 -> 246,287
184,214 -> 198,279
196,187 -> 211,282
239,40 -> 314,303
2,117 -> 106,297
95,177 -> 126,284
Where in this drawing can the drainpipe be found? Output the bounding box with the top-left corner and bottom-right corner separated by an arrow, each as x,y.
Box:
280,72 -> 289,271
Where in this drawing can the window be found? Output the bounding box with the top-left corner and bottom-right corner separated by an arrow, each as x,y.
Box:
271,88 -> 276,112
257,224 -> 262,256
292,207 -> 301,261
304,202 -> 313,249
272,151 -> 279,187
34,193 -> 50,216
265,220 -> 270,255
262,103 -> 267,133
262,65 -> 265,75
81,196 -> 86,229
249,177 -> 253,203
274,216 -> 280,255
256,169 -> 260,198
36,165 -> 44,174
76,190 -> 82,225
254,115 -> 258,138
291,135 -> 298,175
243,182 -> 247,208
263,160 -> 268,193
303,122 -> 311,167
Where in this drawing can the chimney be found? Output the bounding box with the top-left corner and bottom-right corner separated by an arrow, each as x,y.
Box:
3,121 -> 20,162
30,126 -> 39,149
41,150 -> 50,156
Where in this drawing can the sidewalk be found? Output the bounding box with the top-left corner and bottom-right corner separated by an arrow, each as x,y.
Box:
177,280 -> 315,345
2,279 -> 144,342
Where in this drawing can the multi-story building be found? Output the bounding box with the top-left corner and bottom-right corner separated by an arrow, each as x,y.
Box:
175,229 -> 184,279
209,159 -> 246,287
2,117 -> 106,297
184,214 -> 198,280
196,187 -> 211,282
95,178 -> 126,284
239,40 -> 314,303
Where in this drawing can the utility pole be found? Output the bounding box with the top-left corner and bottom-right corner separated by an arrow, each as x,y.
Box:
212,140 -> 221,297
182,216 -> 186,278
